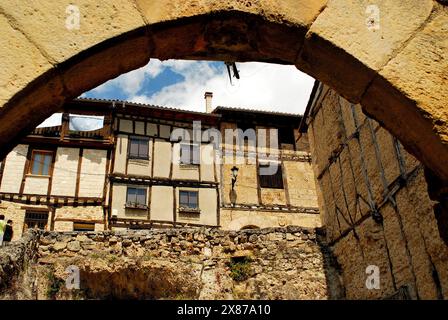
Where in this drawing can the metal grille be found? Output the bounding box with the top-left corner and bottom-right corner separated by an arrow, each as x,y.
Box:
24,211 -> 48,231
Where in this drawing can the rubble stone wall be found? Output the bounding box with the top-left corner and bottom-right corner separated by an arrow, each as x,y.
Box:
0,230 -> 40,299
1,227 -> 343,300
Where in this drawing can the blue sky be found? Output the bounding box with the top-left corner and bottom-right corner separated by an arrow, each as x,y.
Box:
82,59 -> 315,114
39,60 -> 315,127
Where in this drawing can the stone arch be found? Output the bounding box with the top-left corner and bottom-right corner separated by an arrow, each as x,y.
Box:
227,215 -> 271,230
0,0 -> 447,182
240,225 -> 260,230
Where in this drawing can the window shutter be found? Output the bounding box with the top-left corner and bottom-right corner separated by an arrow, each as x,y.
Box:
129,140 -> 139,157
139,140 -> 149,157
258,163 -> 284,189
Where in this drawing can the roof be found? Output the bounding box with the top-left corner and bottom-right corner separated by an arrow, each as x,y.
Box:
73,97 -> 215,117
212,106 -> 302,118
66,98 -> 302,127
298,80 -> 322,133
212,105 -> 302,127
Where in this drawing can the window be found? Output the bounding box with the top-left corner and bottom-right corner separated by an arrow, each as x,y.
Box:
23,211 -> 48,232
29,150 -> 53,176
179,190 -> 199,211
278,127 -> 296,146
237,122 -> 253,133
128,137 -> 149,159
126,187 -> 147,208
73,222 -> 95,232
258,163 -> 284,189
180,143 -> 200,165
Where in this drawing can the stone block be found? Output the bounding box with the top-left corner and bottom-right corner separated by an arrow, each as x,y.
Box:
67,241 -> 81,252
53,242 -> 67,252
0,0 -> 147,64
298,0 -> 434,101
362,6 -> 448,181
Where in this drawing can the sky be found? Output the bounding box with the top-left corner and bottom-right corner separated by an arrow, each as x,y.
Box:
38,59 -> 315,128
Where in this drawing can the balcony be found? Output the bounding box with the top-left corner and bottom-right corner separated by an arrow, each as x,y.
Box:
28,112 -> 113,146
31,125 -> 62,138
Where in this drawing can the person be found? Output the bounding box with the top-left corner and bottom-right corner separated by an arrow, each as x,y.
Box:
3,220 -> 13,246
0,215 -> 6,247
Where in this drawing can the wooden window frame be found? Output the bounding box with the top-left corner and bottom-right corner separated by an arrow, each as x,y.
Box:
73,222 -> 95,232
28,150 -> 54,176
278,127 -> 296,145
258,162 -> 284,189
179,190 -> 200,213
125,187 -> 148,210
128,137 -> 149,160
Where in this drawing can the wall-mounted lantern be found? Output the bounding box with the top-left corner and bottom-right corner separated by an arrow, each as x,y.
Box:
231,166 -> 239,190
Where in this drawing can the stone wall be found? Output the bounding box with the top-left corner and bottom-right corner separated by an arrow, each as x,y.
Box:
220,208 -> 321,230
0,230 -> 40,299
0,200 -> 105,240
305,85 -> 448,299
0,201 -> 48,240
0,227 -> 343,300
219,120 -> 320,230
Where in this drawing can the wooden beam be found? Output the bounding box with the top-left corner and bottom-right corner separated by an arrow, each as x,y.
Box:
20,205 -> 50,212
21,136 -> 113,149
75,148 -> 83,199
109,174 -> 219,188
49,206 -> 56,231
60,113 -> 69,141
1,192 -> 103,206
19,146 -> 32,196
150,137 -> 155,178
169,141 -> 174,180
47,150 -> 56,197
109,217 -> 219,229
0,156 -> 6,188
216,187 -> 220,227
173,187 -> 177,227
281,161 -> 291,207
54,217 -> 103,224
125,135 -> 130,176
147,185 -> 152,221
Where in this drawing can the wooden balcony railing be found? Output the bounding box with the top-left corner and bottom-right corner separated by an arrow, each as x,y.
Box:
31,125 -> 62,137
30,112 -> 113,143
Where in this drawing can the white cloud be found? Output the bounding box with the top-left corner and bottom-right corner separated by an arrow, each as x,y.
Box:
128,60 -> 315,114
88,59 -> 166,96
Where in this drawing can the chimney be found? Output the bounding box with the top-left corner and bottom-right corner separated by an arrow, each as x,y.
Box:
204,92 -> 213,113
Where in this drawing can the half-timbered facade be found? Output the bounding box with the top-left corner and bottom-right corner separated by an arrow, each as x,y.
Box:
0,100 -> 113,239
108,99 -> 221,230
216,106 -> 320,230
0,94 -> 320,239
